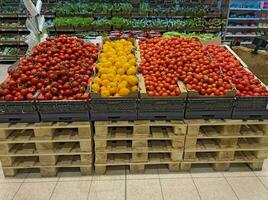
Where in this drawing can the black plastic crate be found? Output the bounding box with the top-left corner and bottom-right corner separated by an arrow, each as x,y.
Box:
138,74 -> 187,120
232,96 -> 268,119
90,98 -> 137,121
0,101 -> 40,123
36,100 -> 90,122
138,99 -> 186,120
185,97 -> 235,119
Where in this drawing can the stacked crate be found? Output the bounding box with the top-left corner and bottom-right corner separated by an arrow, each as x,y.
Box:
0,122 -> 93,177
182,119 -> 268,171
94,120 -> 186,174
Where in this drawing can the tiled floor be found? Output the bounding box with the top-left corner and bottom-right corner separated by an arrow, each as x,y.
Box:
0,160 -> 268,200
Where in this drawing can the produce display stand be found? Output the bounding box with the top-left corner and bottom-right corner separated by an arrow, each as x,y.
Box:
1,0 -> 268,178
138,74 -> 187,120
0,121 -> 93,177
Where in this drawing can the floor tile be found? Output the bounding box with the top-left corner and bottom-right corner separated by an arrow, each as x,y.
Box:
190,164 -> 223,178
13,182 -> 56,200
158,166 -> 191,179
254,160 -> 268,177
51,181 -> 91,200
0,182 -> 21,200
223,164 -> 255,177
24,170 -> 59,182
93,166 -> 125,181
226,176 -> 268,200
194,177 -> 238,200
88,180 -> 125,200
0,173 -> 28,183
160,178 -> 200,200
58,169 -> 92,181
0,167 -> 29,183
127,179 -> 163,200
259,177 -> 268,189
126,166 -> 159,180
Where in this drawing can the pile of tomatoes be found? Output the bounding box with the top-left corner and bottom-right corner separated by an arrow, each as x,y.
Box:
0,35 -> 98,101
206,45 -> 268,97
139,37 -> 232,96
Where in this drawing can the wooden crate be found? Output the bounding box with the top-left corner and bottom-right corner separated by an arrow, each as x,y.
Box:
0,122 -> 93,177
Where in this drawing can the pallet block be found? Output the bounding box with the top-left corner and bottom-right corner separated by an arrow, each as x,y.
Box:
132,152 -> 148,162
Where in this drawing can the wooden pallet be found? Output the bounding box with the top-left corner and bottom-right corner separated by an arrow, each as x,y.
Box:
95,140 -> 183,164
184,120 -> 268,171
94,120 -> 187,138
185,138 -> 268,152
181,151 -> 265,171
0,122 -> 93,177
95,153 -> 180,174
95,127 -> 185,151
2,155 -> 92,177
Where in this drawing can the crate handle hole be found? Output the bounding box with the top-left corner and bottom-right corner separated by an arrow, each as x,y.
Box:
8,118 -> 21,122
108,116 -> 121,120
202,115 -> 215,119
154,116 -> 168,119
59,117 -> 73,121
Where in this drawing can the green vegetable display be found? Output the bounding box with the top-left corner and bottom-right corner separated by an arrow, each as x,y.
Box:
0,47 -> 19,55
53,16 -> 223,31
53,17 -> 94,27
50,1 -> 217,17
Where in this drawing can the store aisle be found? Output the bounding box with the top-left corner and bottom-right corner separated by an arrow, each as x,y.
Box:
0,160 -> 268,200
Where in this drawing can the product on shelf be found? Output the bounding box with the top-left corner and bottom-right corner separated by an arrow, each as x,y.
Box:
162,32 -> 215,40
0,35 -> 99,101
91,39 -> 138,97
107,31 -> 161,39
0,47 -> 19,56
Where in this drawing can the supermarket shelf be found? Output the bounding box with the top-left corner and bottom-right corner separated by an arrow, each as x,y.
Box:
225,34 -> 258,37
227,26 -> 259,29
223,41 -> 252,45
229,18 -> 268,21
227,26 -> 268,29
230,8 -> 262,11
